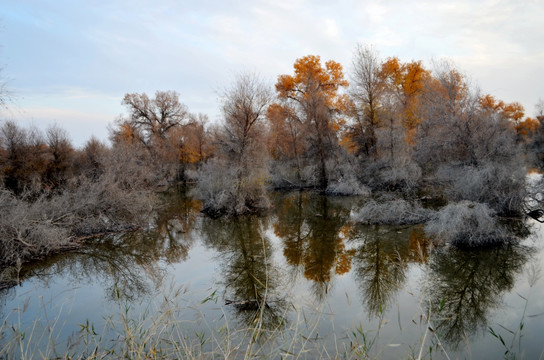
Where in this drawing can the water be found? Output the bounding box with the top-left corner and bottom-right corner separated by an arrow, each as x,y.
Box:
1,189 -> 544,359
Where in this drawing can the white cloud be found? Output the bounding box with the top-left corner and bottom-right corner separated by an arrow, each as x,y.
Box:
324,19 -> 340,39
2,0 -> 544,142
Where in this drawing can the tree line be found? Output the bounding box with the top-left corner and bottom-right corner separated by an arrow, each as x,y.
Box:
1,44 -> 544,271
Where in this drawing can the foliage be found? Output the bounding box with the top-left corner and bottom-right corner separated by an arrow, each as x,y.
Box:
274,55 -> 349,190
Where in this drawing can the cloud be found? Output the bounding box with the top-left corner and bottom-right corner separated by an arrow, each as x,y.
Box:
2,0 -> 543,142
324,19 -> 340,39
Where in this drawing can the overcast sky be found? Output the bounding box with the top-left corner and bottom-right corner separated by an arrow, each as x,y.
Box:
1,0 -> 543,146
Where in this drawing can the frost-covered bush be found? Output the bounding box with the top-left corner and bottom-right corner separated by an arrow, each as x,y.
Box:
379,159 -> 422,192
196,158 -> 270,217
268,159 -> 304,189
300,164 -> 320,188
353,199 -> 434,225
526,172 -> 544,210
184,168 -> 199,183
424,201 -> 510,247
326,176 -> 370,196
436,163 -> 526,216
0,189 -> 71,267
360,159 -> 422,194
0,172 -> 155,267
325,156 -> 370,196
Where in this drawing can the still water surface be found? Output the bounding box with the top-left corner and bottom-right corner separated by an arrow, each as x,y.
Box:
1,189 -> 544,359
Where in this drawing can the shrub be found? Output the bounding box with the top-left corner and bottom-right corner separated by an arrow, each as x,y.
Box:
353,199 -> 434,225
196,158 -> 270,217
326,176 -> 370,196
268,159 -> 304,189
360,159 -> 422,194
436,162 -> 527,216
424,201 -> 511,247
0,171 -> 156,268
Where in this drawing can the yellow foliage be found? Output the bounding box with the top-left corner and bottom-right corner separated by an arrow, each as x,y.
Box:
515,117 -> 540,140
480,94 -> 526,122
275,54 -> 349,137
379,58 -> 430,135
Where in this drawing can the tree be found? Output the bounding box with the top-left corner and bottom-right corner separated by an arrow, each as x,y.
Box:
275,55 -> 349,191
347,44 -> 385,157
184,113 -> 214,164
527,99 -> 544,168
120,90 -> 190,147
536,98 -> 544,118
0,67 -> 12,112
0,122 -> 49,193
78,136 -> 108,179
379,57 -> 430,144
514,117 -> 540,142
479,94 -> 525,123
113,91 -> 200,184
414,61 -> 526,216
198,73 -> 272,216
44,124 -> 74,188
266,102 -> 305,186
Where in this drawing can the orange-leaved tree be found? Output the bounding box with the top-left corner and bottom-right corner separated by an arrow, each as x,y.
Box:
379,57 -> 430,144
275,55 -> 350,191
266,102 -> 306,185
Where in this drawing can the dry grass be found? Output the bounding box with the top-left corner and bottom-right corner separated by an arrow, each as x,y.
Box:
0,286 -> 436,360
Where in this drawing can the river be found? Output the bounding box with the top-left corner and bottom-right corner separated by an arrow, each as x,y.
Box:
1,189 -> 543,359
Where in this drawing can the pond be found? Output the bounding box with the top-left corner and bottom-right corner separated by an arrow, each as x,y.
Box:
1,189 -> 544,359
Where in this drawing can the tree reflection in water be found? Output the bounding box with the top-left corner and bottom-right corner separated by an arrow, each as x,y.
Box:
0,188 -> 538,356
428,243 -> 532,347
351,225 -> 429,318
273,192 -> 356,301
2,187 -> 200,302
200,215 -> 287,330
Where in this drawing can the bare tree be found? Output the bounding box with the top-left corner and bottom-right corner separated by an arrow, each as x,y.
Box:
0,68 -> 12,112
121,91 -> 190,146
0,121 -> 49,193
198,73 -> 272,216
220,73 -> 271,162
44,124 -> 74,187
536,98 -> 544,118
349,44 -> 385,158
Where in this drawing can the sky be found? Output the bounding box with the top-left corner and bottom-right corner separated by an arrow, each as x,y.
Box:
1,0 -> 543,147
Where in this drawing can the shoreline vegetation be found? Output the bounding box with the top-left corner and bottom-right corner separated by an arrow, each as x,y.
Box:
1,46 -> 544,358
2,46 -> 544,279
